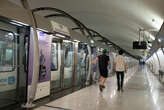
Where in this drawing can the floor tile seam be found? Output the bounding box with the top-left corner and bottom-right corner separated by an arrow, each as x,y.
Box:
44,105 -> 72,110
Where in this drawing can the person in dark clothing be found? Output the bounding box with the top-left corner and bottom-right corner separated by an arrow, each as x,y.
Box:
91,49 -> 110,92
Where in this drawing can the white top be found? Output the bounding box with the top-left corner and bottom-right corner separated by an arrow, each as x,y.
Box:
114,55 -> 126,71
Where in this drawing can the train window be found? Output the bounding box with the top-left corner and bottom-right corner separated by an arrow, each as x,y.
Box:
64,42 -> 74,68
51,43 -> 58,71
0,29 -> 15,72
78,43 -> 88,67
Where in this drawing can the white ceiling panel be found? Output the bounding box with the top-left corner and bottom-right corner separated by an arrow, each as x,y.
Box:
9,0 -> 164,57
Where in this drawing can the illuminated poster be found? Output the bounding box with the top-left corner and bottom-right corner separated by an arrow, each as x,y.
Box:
38,31 -> 51,82
28,30 -> 51,84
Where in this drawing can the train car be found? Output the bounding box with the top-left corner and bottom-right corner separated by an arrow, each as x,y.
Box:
0,0 -> 140,109
0,1 -> 32,108
27,9 -> 93,104
0,0 -> 94,109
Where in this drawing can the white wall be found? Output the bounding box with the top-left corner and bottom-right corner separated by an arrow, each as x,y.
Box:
156,49 -> 164,70
146,48 -> 164,74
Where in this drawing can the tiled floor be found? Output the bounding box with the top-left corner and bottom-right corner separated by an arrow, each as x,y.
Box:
35,65 -> 164,110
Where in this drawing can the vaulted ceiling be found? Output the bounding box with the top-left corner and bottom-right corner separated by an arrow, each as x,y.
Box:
10,0 -> 164,58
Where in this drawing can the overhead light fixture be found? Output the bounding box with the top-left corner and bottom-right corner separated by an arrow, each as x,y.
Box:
151,18 -> 163,31
10,21 -> 23,27
11,20 -> 29,26
49,35 -> 54,37
148,43 -> 152,47
55,33 -> 66,38
63,40 -> 71,43
158,39 -> 161,42
149,34 -> 155,40
37,28 -> 49,33
158,38 -> 162,43
90,39 -> 94,44
107,42 -> 111,45
147,47 -> 151,50
74,40 -> 80,42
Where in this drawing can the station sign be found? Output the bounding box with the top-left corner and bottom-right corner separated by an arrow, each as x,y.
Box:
50,21 -> 70,39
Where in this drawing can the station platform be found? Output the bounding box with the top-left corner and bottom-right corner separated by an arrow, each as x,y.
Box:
34,65 -> 164,110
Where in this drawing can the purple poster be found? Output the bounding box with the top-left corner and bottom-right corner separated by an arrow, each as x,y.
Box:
28,29 -> 52,85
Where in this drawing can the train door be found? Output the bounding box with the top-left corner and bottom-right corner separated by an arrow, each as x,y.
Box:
77,43 -> 88,88
51,39 -> 75,92
0,18 -> 28,108
62,40 -> 74,88
51,39 -> 61,91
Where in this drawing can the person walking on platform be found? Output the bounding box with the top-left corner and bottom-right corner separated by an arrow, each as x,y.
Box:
91,49 -> 110,92
114,50 -> 127,92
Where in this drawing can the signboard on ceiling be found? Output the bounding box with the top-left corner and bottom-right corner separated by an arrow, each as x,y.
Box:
50,21 -> 70,38
133,41 -> 147,49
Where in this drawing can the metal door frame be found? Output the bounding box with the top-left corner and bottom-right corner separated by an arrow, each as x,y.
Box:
76,42 -> 90,88
61,40 -> 76,89
51,40 -> 76,92
73,42 -> 78,87
50,39 -> 62,92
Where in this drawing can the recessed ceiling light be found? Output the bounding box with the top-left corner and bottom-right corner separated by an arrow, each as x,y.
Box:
151,17 -> 163,31
90,39 -> 94,44
158,38 -> 162,42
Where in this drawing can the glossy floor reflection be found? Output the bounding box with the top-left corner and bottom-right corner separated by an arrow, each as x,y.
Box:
35,65 -> 164,110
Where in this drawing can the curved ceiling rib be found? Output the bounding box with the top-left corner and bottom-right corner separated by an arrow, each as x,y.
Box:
73,27 -> 140,59
32,7 -> 139,59
45,14 -> 85,35
87,29 -> 141,59
9,0 -> 164,59
32,7 -> 92,38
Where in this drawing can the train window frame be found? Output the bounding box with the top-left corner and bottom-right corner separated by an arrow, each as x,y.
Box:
78,43 -> 88,66
0,28 -> 16,72
64,42 -> 74,68
51,41 -> 58,71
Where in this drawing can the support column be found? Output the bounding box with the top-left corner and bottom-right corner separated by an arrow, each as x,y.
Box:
21,0 -> 40,108
86,45 -> 92,85
73,42 -> 78,87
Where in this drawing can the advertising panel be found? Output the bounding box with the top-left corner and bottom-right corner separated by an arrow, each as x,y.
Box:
28,30 -> 52,99
28,31 -> 51,84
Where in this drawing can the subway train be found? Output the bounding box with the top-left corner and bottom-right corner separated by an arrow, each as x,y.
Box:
0,0 -> 139,109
